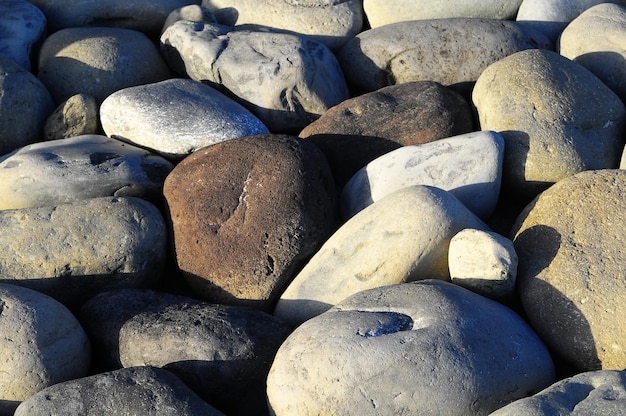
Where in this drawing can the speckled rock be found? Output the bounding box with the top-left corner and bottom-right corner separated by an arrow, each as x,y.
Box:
43,94 -> 100,140
0,0 -> 46,71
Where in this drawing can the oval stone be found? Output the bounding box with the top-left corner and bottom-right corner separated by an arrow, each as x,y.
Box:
43,94 -> 100,140
0,0 -> 47,71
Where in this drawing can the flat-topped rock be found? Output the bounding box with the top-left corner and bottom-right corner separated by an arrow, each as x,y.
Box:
0,0 -> 46,71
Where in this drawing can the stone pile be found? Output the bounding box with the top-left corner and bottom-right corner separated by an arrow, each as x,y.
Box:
1,0 -> 626,415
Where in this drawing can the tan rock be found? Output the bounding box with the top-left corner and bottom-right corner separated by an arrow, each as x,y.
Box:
44,94 -> 99,140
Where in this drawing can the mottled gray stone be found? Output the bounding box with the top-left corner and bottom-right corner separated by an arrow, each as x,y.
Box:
44,94 -> 99,140
0,135 -> 173,210
0,0 -> 46,71
100,78 -> 269,160
161,5 -> 217,34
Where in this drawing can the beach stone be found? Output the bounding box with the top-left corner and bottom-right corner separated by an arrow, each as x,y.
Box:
338,18 -> 551,94
512,169 -> 626,371
79,289 -> 292,415
100,78 -> 269,160
0,284 -> 91,415
559,3 -> 626,103
14,366 -> 225,416
161,5 -> 217,34
38,26 -> 172,104
363,0 -> 523,28
0,57 -> 55,156
160,22 -> 350,132
201,0 -> 363,50
0,0 -> 46,71
0,135 -> 173,210
274,185 -> 488,327
268,280 -> 555,415
299,81 -> 474,187
44,94 -> 99,140
29,0 -> 200,36
473,49 -> 626,203
491,370 -> 626,415
0,196 -> 168,306
341,131 -> 504,220
163,134 -> 338,310
448,228 -> 518,299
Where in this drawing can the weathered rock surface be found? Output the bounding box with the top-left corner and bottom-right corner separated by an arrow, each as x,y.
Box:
268,280 -> 555,416
473,49 -> 626,202
0,0 -> 47,71
100,78 -> 269,160
513,169 -> 626,371
44,94 -> 100,141
0,135 -> 173,210
341,130 -> 504,220
163,134 -> 338,310
0,197 -> 168,306
14,366 -> 225,416
80,289 -> 292,415
299,81 -> 474,186
161,4 -> 217,34
274,185 -> 488,327
0,284 -> 91,415
338,18 -> 552,93
38,26 -> 172,104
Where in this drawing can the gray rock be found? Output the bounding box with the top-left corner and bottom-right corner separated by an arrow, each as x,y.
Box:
0,284 -> 91,415
100,78 -> 269,160
0,135 -> 173,210
38,26 -> 172,104
340,131 -> 504,220
14,366 -> 225,416
0,57 -> 55,155
473,49 -> 626,202
274,185 -> 488,327
44,94 -> 100,140
161,5 -> 217,34
268,280 -> 555,416
490,370 -> 626,416
160,22 -> 350,132
0,197 -> 168,306
0,0 -> 46,71
201,0 -> 363,50
338,18 -> 551,93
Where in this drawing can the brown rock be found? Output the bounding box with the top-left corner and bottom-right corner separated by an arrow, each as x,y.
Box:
44,93 -> 99,140
163,134 -> 338,310
299,81 -> 473,186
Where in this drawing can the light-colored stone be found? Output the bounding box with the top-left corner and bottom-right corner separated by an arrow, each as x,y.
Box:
559,3 -> 626,103
341,131 -> 504,220
161,4 -> 217,34
274,185 -> 488,327
201,0 -> 363,50
338,18 -> 551,93
268,280 -> 555,416
473,49 -> 626,202
100,78 -> 269,160
0,284 -> 91,415
44,94 -> 99,140
0,0 -> 46,71
0,135 -> 173,210
448,228 -> 517,299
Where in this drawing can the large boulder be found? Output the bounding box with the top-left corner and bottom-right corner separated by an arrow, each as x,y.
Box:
0,0 -> 46,71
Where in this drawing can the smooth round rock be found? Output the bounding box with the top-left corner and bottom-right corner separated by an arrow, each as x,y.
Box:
0,197 -> 168,306
512,169 -> 626,370
0,135 -> 173,210
0,0 -> 47,71
38,26 -> 172,104
100,78 -> 269,160
268,280 -> 555,416
14,366 -> 225,416
338,18 -> 552,93
44,94 -> 100,140
274,185 -> 488,327
473,49 -> 626,202
163,134 -> 338,310
161,5 -> 217,34
160,21 -> 350,132
0,284 -> 91,414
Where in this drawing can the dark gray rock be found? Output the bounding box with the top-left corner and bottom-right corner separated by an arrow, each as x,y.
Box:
0,0 -> 46,71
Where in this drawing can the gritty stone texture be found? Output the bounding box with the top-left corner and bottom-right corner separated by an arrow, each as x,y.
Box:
44,94 -> 99,140
274,185 -> 488,327
473,49 -> 626,203
0,197 -> 168,306
161,5 -> 217,34
14,366 -> 225,416
341,131 -> 504,220
299,81 -> 474,186
163,134 -> 338,310
268,280 -> 555,416
512,169 -> 626,371
161,22 -> 350,132
0,284 -> 91,415
0,135 -> 174,210
100,78 -> 269,160
0,0 -> 47,71
38,26 -> 172,104
338,18 -> 552,93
